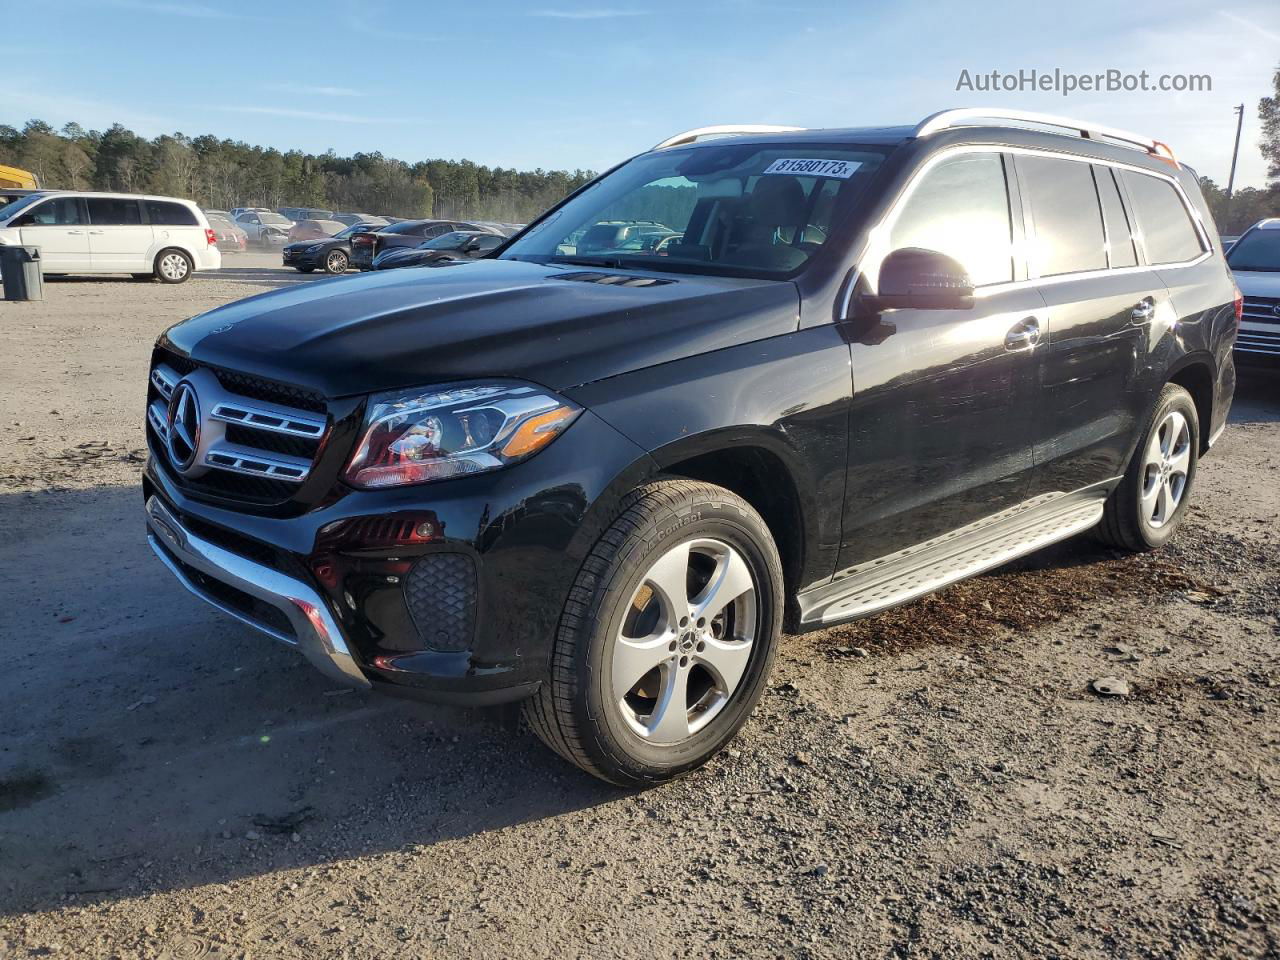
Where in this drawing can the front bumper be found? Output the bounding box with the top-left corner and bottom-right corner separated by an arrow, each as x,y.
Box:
142,406 -> 655,704
146,495 -> 370,689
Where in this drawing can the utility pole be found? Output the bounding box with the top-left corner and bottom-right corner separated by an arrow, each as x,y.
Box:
1226,103 -> 1244,200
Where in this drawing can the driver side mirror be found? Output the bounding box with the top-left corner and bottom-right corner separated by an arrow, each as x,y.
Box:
857,247 -> 975,314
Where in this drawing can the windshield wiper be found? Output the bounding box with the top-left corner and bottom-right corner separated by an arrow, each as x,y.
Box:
549,255 -> 626,269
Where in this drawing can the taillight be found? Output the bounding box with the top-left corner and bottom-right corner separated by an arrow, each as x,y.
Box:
1232,290 -> 1243,326
205,228 -> 217,246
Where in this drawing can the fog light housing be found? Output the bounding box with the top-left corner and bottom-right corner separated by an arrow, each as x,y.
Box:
403,554 -> 477,652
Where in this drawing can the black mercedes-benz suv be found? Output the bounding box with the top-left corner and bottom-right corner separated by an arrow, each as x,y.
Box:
144,109 -> 1238,786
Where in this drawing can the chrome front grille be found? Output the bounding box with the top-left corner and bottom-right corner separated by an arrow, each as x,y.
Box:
1237,325 -> 1280,357
1242,296 -> 1280,326
147,351 -> 329,503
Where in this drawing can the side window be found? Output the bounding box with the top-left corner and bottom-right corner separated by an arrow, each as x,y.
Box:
17,197 -> 83,226
87,198 -> 142,226
145,200 -> 198,226
1120,171 -> 1205,265
423,224 -> 450,238
1093,166 -> 1137,268
888,152 -> 1013,287
1019,155 -> 1107,277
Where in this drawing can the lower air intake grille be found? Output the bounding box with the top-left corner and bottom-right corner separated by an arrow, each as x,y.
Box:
403,554 -> 477,653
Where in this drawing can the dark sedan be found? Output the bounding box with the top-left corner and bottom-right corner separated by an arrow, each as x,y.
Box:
372,230 -> 505,270
281,223 -> 380,274
350,219 -> 502,270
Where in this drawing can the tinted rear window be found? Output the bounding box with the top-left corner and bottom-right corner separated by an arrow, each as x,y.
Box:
1120,171 -> 1204,265
1020,155 -> 1107,277
384,221 -> 433,235
145,200 -> 198,226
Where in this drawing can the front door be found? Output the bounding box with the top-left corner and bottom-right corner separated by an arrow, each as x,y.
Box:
837,150 -> 1042,572
15,196 -> 91,271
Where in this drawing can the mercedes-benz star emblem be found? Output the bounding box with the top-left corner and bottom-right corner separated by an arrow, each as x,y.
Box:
166,381 -> 201,472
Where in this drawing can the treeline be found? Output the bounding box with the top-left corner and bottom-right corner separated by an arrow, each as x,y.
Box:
0,119 -> 597,222
1199,178 -> 1280,235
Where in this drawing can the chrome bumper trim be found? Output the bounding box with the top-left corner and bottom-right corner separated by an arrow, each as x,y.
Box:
145,496 -> 370,689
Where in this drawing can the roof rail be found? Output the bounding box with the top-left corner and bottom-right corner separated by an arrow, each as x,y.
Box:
652,124 -> 805,150
914,108 -> 1178,168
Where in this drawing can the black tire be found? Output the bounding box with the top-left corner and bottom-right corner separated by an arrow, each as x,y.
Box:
323,250 -> 349,275
153,249 -> 193,284
523,479 -> 784,787
1095,383 -> 1199,552
295,266 -> 316,274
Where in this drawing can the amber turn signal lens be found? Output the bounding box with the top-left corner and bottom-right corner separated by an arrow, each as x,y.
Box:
501,406 -> 579,458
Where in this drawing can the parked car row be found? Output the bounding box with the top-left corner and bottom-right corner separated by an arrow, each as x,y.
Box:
348,219 -> 518,270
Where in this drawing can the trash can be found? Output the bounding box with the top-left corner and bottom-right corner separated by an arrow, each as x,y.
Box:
0,245 -> 44,302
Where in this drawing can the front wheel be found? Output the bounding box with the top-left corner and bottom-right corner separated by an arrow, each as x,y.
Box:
1095,383 -> 1199,551
523,479 -> 784,787
323,249 -> 349,274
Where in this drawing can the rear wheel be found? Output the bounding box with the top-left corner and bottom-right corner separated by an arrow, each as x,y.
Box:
523,479 -> 783,787
1095,383 -> 1199,551
154,249 -> 192,284
323,249 -> 349,274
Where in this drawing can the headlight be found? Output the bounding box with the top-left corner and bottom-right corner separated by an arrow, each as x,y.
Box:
343,381 -> 581,489
306,243 -> 324,253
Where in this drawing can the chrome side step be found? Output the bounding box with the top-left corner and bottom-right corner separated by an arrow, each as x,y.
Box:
798,489 -> 1110,628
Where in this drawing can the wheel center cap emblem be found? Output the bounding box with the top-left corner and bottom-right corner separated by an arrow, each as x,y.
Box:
166,381 -> 202,472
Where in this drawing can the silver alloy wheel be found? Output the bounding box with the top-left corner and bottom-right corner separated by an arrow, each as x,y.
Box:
610,538 -> 757,744
159,252 -> 189,281
326,250 -> 347,273
1141,409 -> 1191,528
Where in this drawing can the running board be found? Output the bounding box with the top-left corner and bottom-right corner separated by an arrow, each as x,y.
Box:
797,490 -> 1109,628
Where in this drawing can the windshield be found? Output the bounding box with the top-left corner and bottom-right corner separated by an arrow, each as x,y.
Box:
1227,227 -> 1280,272
0,193 -> 47,221
384,220 -> 431,235
501,143 -> 886,279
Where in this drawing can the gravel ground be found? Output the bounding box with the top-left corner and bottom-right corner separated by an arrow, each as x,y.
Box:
0,256 -> 1277,959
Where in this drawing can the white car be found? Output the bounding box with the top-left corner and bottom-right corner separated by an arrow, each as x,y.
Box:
1226,218 -> 1280,365
0,191 -> 220,283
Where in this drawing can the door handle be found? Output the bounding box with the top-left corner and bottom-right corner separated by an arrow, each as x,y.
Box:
1131,298 -> 1155,323
88,230 -> 104,235
65,230 -> 84,235
1004,316 -> 1042,351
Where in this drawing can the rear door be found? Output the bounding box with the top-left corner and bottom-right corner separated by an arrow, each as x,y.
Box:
13,197 -> 92,271
838,150 -> 1046,570
146,200 -> 202,261
1014,154 -> 1167,498
86,197 -> 150,271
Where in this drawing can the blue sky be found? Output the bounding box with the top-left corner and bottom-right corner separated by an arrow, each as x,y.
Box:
6,0 -> 1279,187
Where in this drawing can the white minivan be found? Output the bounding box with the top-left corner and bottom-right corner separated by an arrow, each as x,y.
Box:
0,191 -> 221,283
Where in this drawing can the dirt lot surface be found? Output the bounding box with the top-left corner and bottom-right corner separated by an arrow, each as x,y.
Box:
1,256 -> 1278,959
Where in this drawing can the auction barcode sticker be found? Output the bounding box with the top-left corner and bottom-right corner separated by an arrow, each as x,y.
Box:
762,158 -> 861,178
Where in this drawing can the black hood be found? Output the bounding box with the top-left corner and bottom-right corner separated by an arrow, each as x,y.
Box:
163,259 -> 800,397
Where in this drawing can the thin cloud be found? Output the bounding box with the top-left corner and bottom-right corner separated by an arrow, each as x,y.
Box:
1217,10 -> 1280,44
104,0 -> 242,18
215,106 -> 410,124
267,83 -> 364,98
530,8 -> 646,19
